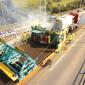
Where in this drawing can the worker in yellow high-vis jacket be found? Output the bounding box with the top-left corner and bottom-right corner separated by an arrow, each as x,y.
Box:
48,35 -> 51,44
67,33 -> 73,43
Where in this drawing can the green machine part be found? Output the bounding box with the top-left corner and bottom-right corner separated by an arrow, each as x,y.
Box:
0,39 -> 36,81
31,25 -> 67,50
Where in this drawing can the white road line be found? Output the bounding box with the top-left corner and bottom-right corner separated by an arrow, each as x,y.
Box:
49,31 -> 85,72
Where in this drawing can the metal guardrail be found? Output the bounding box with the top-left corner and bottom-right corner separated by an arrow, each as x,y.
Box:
0,22 -> 22,31
0,21 -> 31,32
73,60 -> 85,85
80,73 -> 85,85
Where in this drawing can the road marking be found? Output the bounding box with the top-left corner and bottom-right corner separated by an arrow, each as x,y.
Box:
49,31 -> 85,72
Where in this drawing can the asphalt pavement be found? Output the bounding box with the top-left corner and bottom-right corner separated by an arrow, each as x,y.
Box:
26,12 -> 85,85
26,27 -> 85,85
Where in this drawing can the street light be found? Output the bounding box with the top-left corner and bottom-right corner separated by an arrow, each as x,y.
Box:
0,1 -> 6,32
40,0 -> 47,23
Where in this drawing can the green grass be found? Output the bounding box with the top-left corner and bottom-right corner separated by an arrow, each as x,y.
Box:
59,0 -> 77,5
12,0 -> 78,8
12,0 -> 40,8
51,0 -> 78,8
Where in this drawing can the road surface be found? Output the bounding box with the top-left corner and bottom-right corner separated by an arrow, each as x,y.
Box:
26,13 -> 85,85
26,28 -> 85,85
18,42 -> 55,64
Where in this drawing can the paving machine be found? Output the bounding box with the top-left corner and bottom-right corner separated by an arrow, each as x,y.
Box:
0,39 -> 36,81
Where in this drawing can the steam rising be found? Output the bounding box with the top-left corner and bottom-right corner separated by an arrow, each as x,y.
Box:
0,0 -> 54,32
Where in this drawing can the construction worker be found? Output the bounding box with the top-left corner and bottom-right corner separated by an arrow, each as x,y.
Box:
68,33 -> 72,43
48,35 -> 51,44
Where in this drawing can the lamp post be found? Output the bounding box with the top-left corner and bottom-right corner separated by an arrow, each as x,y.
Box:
40,0 -> 47,24
0,1 -> 6,32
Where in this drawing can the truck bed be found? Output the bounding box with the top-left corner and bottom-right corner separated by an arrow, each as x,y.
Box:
18,42 -> 56,64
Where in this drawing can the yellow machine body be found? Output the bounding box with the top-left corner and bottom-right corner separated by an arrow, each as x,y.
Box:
0,62 -> 18,81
